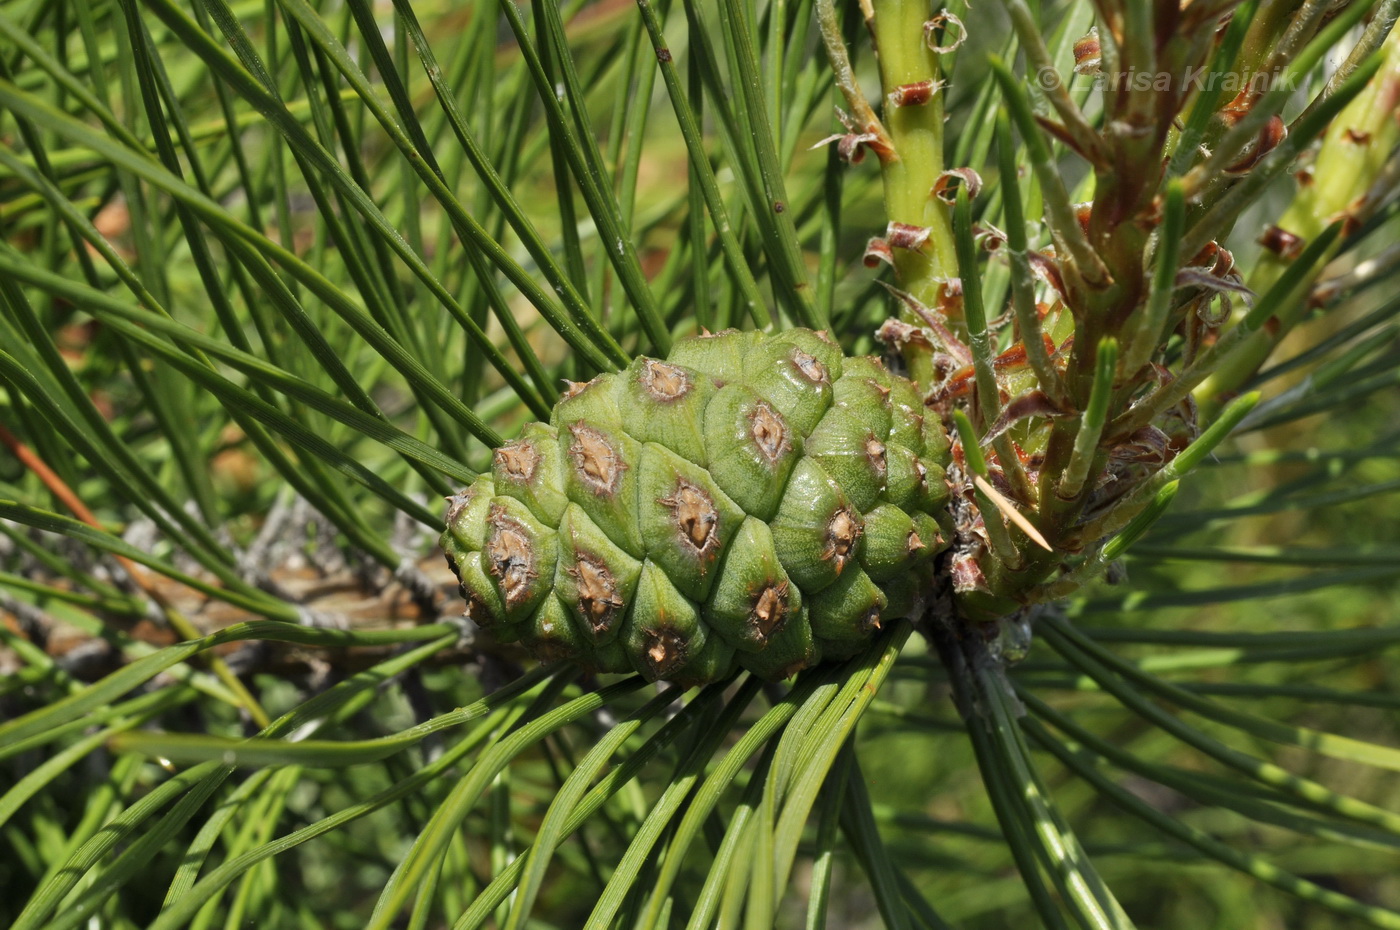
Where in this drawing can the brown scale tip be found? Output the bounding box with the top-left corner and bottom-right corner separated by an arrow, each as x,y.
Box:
494,440 -> 539,483
1225,116 -> 1286,174
560,379 -> 590,400
1188,240 -> 1219,267
791,350 -> 829,384
907,530 -> 926,555
444,486 -> 477,525
1210,245 -> 1236,278
864,237 -> 894,269
749,581 -> 790,643
485,506 -> 536,609
887,222 -> 933,250
660,480 -> 719,553
641,627 -> 689,678
1073,202 -> 1093,235
568,423 -> 625,496
857,606 -> 882,634
1258,225 -> 1304,260
569,553 -> 625,634
748,403 -> 791,465
823,507 -> 862,572
890,79 -> 937,107
865,435 -> 888,478
1072,31 -> 1101,75
641,359 -> 691,402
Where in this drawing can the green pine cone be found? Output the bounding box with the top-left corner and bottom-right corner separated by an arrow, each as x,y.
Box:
442,329 -> 953,684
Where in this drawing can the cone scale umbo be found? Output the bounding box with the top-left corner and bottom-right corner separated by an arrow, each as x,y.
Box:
442,329 -> 953,683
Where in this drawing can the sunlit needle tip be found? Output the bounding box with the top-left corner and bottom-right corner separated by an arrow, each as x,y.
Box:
973,474 -> 1053,551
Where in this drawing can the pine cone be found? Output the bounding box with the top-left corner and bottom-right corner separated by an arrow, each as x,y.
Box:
441,329 -> 954,683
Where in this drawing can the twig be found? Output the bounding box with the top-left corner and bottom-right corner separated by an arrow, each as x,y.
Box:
815,0 -> 894,161
999,0 -> 1105,167
0,420 -> 271,726
990,56 -> 1110,289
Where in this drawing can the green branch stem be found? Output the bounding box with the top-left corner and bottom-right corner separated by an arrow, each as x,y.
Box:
870,0 -> 956,370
